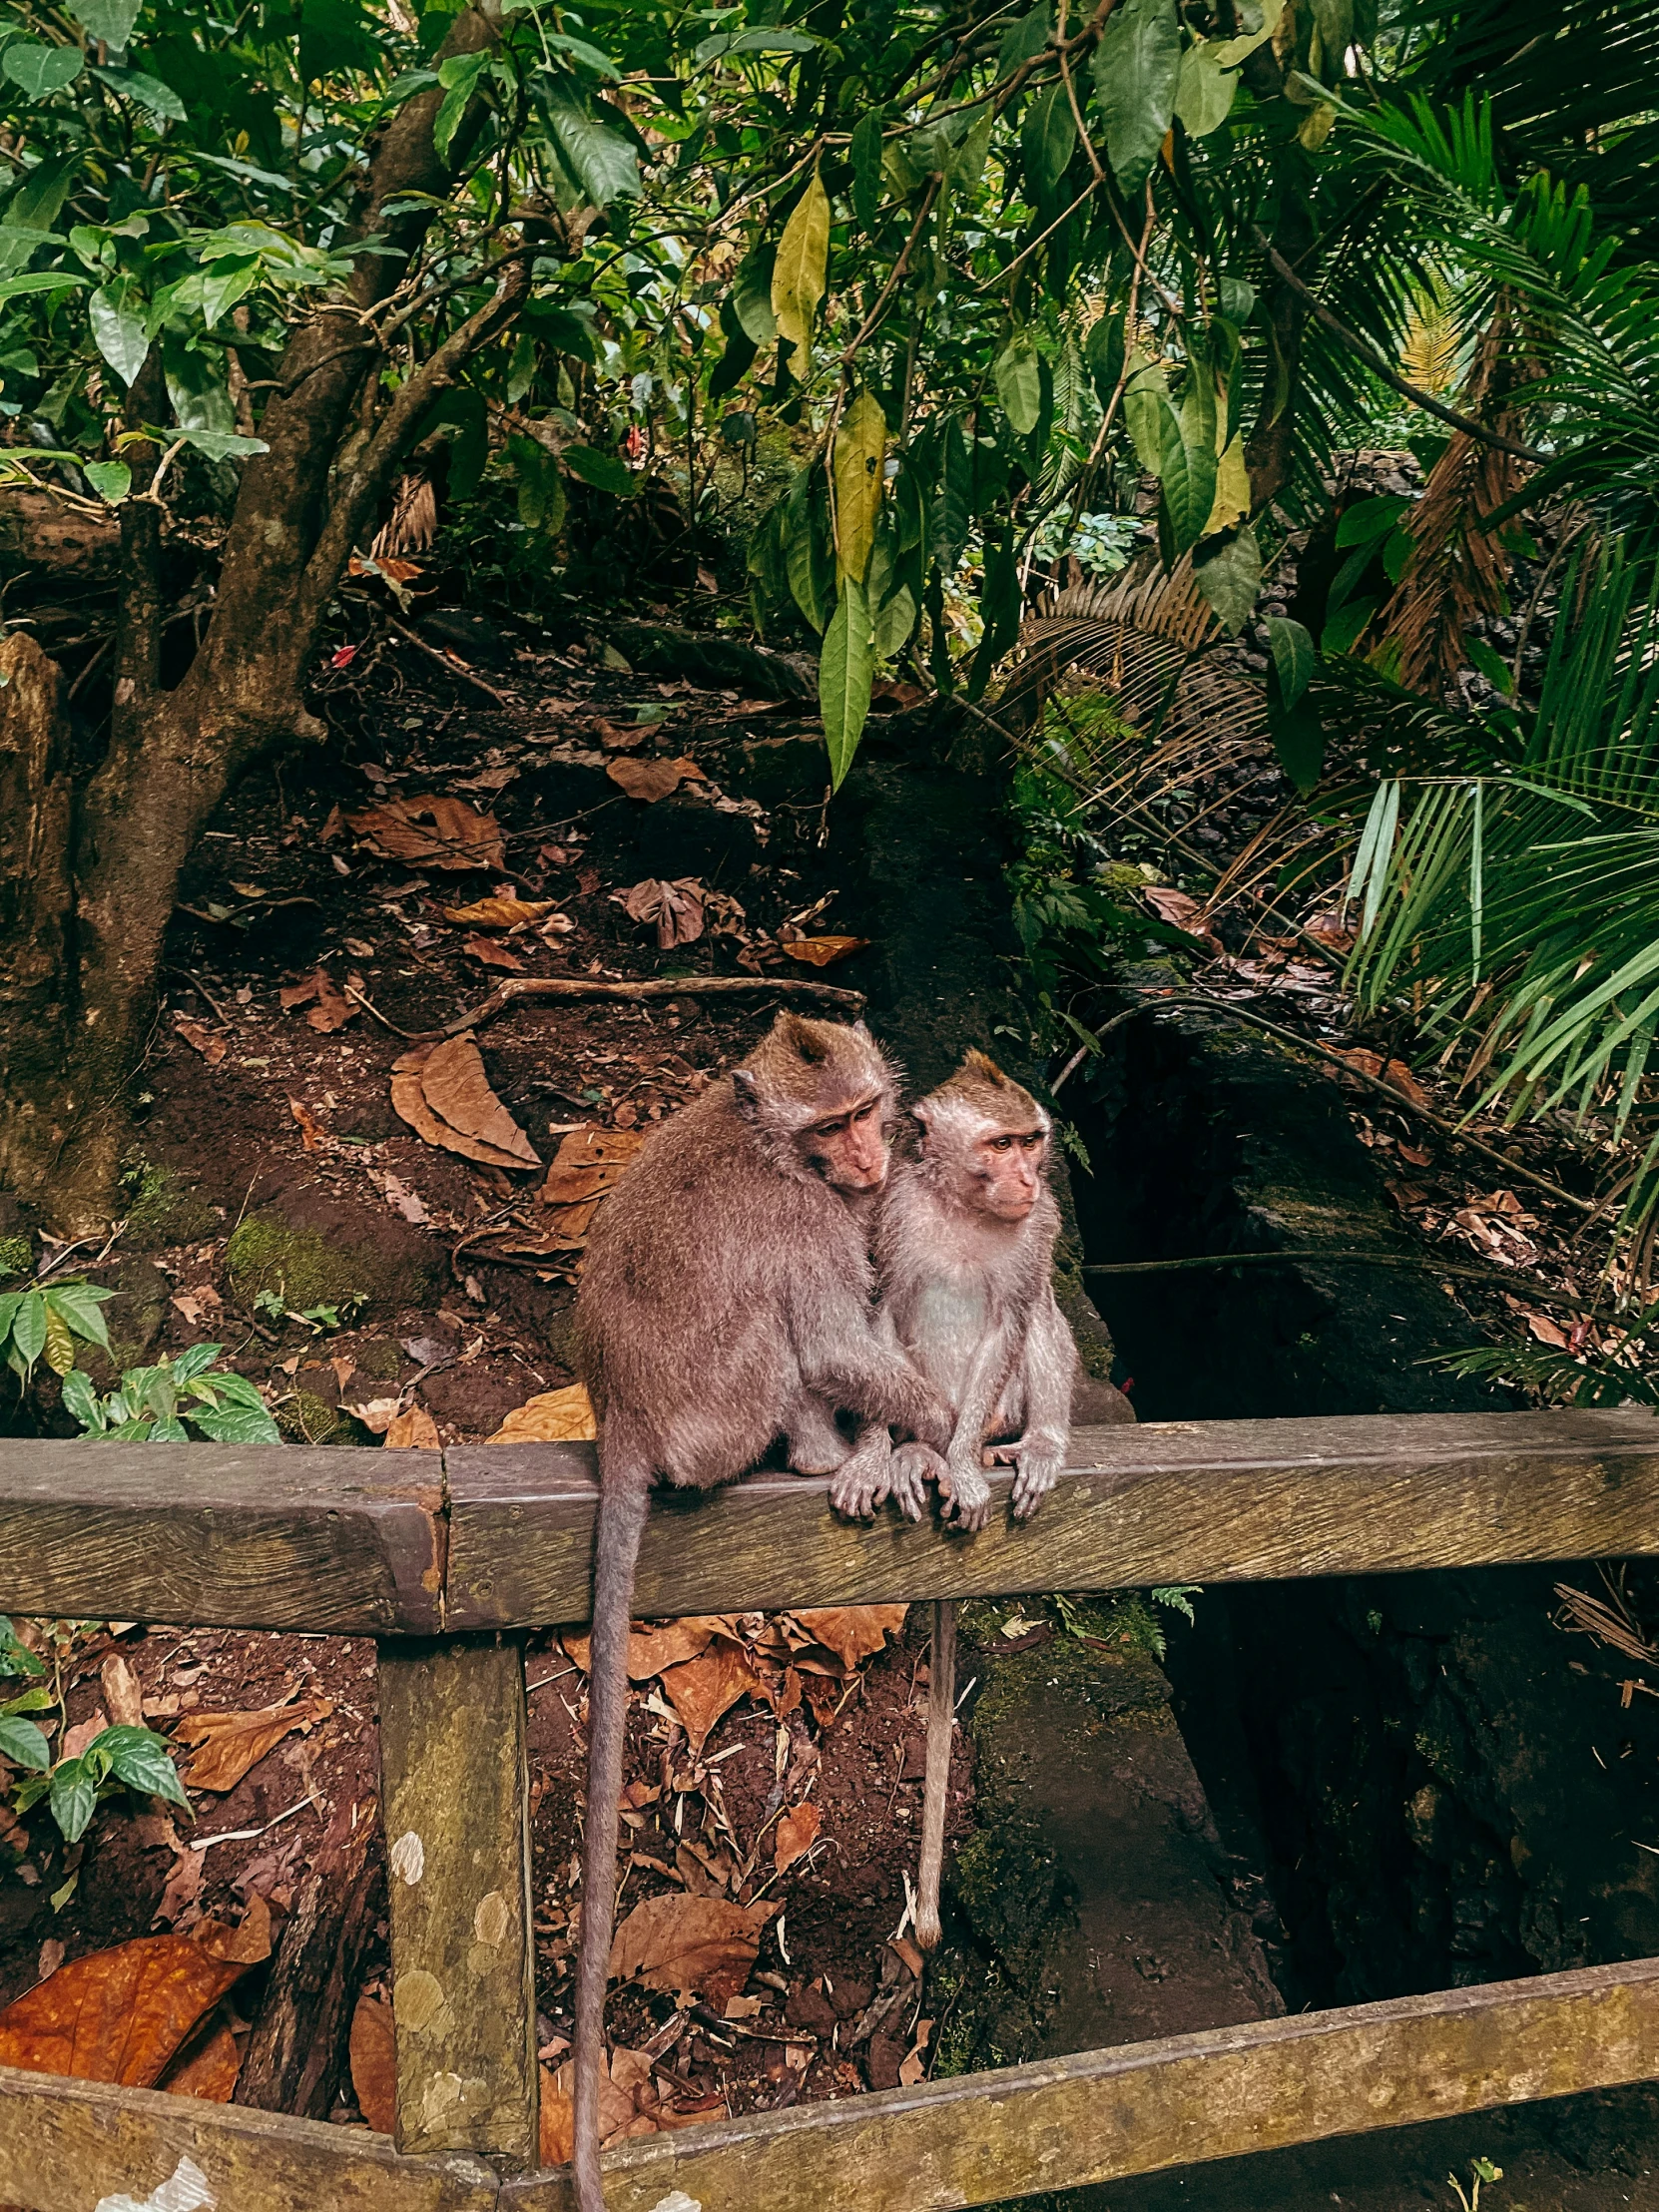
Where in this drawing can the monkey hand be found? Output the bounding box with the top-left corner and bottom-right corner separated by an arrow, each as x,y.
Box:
988,1434 -> 1063,1521
829,1433 -> 898,1522
890,1441 -> 945,1522
937,1453 -> 993,1533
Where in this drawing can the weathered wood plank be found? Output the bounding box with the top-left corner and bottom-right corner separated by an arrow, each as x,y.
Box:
504,1954 -> 1659,2212
379,1636 -> 539,2168
0,2065 -> 498,2212
0,1441 -> 444,1632
444,1406 -> 1659,1627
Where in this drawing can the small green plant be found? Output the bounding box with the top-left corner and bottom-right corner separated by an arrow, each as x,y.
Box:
62,1346 -> 279,1444
0,1617 -> 190,1847
0,1277 -> 116,1381
1448,2155 -> 1502,2210
1053,1585 -> 1202,1661
253,1287 -> 363,1334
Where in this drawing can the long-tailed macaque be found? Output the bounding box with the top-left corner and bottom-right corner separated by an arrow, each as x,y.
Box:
833,1050 -> 1078,1948
570,1012 -> 951,2212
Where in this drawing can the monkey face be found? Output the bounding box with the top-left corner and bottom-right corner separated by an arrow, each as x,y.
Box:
969,1126 -> 1046,1219
804,1089 -> 890,1192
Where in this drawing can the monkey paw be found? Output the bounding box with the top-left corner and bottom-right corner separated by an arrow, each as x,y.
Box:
829,1441 -> 895,1522
938,1457 -> 993,1533
990,1437 -> 1062,1521
890,1441 -> 945,1523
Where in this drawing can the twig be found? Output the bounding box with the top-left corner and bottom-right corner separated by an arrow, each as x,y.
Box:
1053,990 -> 1595,1215
427,972 -> 866,1043
384,611 -> 512,705
341,982 -> 422,1040
1083,1249 -> 1627,1323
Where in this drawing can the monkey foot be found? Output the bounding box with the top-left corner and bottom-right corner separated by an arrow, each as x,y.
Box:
829,1446 -> 895,1522
988,1438 -> 1062,1521
890,1441 -> 944,1523
937,1459 -> 993,1533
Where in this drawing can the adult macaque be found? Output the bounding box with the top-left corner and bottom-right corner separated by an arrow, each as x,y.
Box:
834,1049 -> 1078,1948
569,1012 -> 951,2212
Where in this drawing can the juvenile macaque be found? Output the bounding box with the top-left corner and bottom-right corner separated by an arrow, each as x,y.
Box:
836,1049 -> 1078,1947
570,1012 -> 951,2212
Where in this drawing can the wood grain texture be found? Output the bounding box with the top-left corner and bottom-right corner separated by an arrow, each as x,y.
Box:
503,1955 -> 1659,2212
0,1441 -> 444,1632
445,1406 -> 1659,1627
0,2064 -> 498,2212
379,1637 -> 539,2168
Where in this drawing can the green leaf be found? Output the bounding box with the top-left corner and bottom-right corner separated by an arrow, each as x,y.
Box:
70,0 -> 142,46
850,112 -> 884,234
43,1281 -> 116,1350
1192,523 -> 1261,636
1091,0 -> 1181,195
180,428 -> 268,462
732,245 -> 777,345
1323,597 -> 1376,655
90,65 -> 187,119
0,1619 -> 46,1677
0,1715 -> 50,1771
1465,634 -> 1515,695
1267,614 -> 1315,710
201,254 -> 259,329
1271,695 -> 1327,790
821,578 -> 874,791
48,1756 -> 98,1845
563,444 -> 634,496
189,1402 -> 282,1443
0,271 -> 89,303
1021,80 -> 1075,200
524,300 -> 601,363
42,1306 -> 75,1378
59,1368 -> 104,1430
97,1723 -> 191,1808
771,166 -> 830,378
82,460 -> 131,505
998,2 -> 1051,73
1336,494 -> 1408,549
1156,406 -> 1217,559
171,1342 -> 226,1383
695,24 -> 818,63
1175,40 -> 1241,137
994,335 -> 1043,438
784,464 -> 834,634
928,418 -> 970,572
832,390 -> 886,587
873,581 -> 916,660
3,45 -> 84,101
1217,275 -> 1256,324
148,1415 -> 190,1441
541,78 -> 641,206
11,1290 -> 47,1373
967,525 -> 1020,700
89,284 -> 149,387
433,49 -> 488,161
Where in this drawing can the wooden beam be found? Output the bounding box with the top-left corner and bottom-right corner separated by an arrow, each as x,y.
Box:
379,1636 -> 540,2168
502,1955 -> 1659,2211
0,2064 -> 498,2212
0,1440 -> 444,1633
443,1405 -> 1659,1627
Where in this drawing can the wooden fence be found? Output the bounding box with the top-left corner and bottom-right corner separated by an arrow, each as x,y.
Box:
4,1404 -> 1659,2211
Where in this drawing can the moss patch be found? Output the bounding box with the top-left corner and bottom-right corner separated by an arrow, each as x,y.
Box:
274,1387 -> 370,1446
120,1158 -> 220,1252
227,1210 -> 436,1315
0,1236 -> 32,1279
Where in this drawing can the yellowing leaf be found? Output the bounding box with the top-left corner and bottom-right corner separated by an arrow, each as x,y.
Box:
440,897 -> 556,930
779,934 -> 868,967
774,1800 -> 821,1874
832,390 -> 886,586
1204,432 -> 1251,536
771,166 -> 830,378
489,1382 -> 597,1442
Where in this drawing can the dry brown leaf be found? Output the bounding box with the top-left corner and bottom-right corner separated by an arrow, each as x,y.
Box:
606,756 -> 706,804
343,795 -> 504,870
416,1035 -> 540,1167
153,1848 -> 205,1931
289,1097 -> 325,1152
1339,1048 -> 1430,1110
383,1404 -> 441,1449
618,877 -> 705,949
194,1894 -> 273,1966
560,1615 -> 723,1681
541,1125 -> 645,1207
389,1045 -> 530,1172
100,1654 -> 145,1732
172,1695 -> 332,1794
1525,1310 -> 1573,1349
1143,885 -> 1219,943
595,717 -> 649,753
0,1936 -> 248,2086
349,1992 -> 396,2133
442,897 -> 555,930
278,975 -> 322,1011
774,1801 -> 821,1875
174,1018 -> 225,1067
489,1382 -> 596,1443
607,1893 -> 778,2006
463,934 -> 525,970
778,936 -> 867,968
155,2013 -> 242,2101
659,1641 -> 764,1754
897,2014 -> 933,2088
309,973 -> 363,1032
788,1606 -> 907,1670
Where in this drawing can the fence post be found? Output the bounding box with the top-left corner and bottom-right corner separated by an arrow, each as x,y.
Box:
377,1633 -> 540,2170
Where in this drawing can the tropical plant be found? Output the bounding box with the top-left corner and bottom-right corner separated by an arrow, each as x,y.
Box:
0,1275 -> 116,1382
0,1614 -> 190,1848
61,1344 -> 280,1442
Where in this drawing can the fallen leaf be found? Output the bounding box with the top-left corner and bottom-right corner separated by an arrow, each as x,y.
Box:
379,1173 -> 429,1225
898,2015 -> 933,2087
463,933 -> 525,970
343,795 -> 505,871
595,718 -> 649,753
0,1936 -> 248,2086
171,1286 -> 222,1330
442,897 -> 556,930
157,2014 -> 242,2100
1304,911 -> 1356,953
1143,885 -> 1219,943
608,1893 -> 778,2006
174,1018 -> 226,1067
194,1894 -> 273,1966
618,877 -> 705,949
541,1125 -> 646,1207
606,756 -> 706,803
36,1940 -> 63,1982
352,1396 -> 404,1434
659,1641 -> 764,1754
1339,1047 -> 1430,1110
349,1992 -> 396,2133
153,1849 -> 205,1931
390,1045 -> 531,1172
289,1098 -> 325,1152
1524,1310 -> 1573,1349
415,1035 -> 541,1167
774,1802 -> 821,1875
100,1655 -> 145,1732
62,1709 -> 108,1762
488,1382 -> 596,1443
330,643 -> 359,671
173,1696 -> 333,1794
308,973 -> 362,1032
788,1606 -> 907,1670
779,936 -> 867,967
560,1616 -> 723,1680
278,975 -> 322,1010
383,1404 -> 441,1449
450,765 -> 519,795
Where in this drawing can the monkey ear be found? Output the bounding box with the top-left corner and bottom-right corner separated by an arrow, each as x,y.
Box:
852,1018 -> 873,1039
909,1100 -> 932,1143
732,1067 -> 760,1119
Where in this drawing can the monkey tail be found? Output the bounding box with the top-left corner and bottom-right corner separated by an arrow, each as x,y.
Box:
915,1597 -> 956,1951
573,1429 -> 650,2212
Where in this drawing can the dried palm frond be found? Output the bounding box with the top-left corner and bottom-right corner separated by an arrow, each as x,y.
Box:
373,472 -> 439,561
1553,1569 -> 1658,1665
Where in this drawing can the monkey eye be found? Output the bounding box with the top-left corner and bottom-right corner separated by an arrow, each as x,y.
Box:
989,1134 -> 1014,1151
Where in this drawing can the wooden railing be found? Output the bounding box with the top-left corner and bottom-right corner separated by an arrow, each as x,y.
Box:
4,1405 -> 1659,2212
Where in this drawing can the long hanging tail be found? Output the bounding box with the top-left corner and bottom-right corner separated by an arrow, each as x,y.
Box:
915,1597 -> 956,1950
573,1433 -> 650,2212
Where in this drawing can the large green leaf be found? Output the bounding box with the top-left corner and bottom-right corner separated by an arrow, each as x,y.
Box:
89,283 -> 149,386
994,335 -> 1043,437
821,579 -> 874,791
928,419 -> 971,572
91,65 -> 187,119
785,465 -> 835,633
564,444 -> 635,496
433,50 -> 488,161
850,112 -> 884,234
1021,81 -> 1076,200
541,79 -> 642,205
1156,403 -> 1218,559
3,45 -> 84,101
999,2 -> 1051,72
10,1290 -> 47,1372
0,1714 -> 50,1771
70,0 -> 142,46
1192,523 -> 1261,636
97,1723 -> 192,1807
1268,615 -> 1316,710
48,1756 -> 98,1845
833,390 -> 886,586
191,1402 -> 282,1443
42,1281 -> 114,1351
1174,41 -> 1242,137
1091,0 -> 1181,194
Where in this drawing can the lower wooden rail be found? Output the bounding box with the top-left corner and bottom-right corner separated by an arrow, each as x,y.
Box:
5,1956 -> 1658,2211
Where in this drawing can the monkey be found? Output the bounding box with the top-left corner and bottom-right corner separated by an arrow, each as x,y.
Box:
569,1011 -> 952,2212
830,1049 -> 1079,1949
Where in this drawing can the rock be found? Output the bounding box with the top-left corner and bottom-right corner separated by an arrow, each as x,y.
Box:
783,1983 -> 837,2038
420,609 -> 511,669
120,1157 -> 221,1251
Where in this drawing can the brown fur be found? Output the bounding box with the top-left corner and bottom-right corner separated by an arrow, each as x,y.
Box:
569,1014 -> 949,2212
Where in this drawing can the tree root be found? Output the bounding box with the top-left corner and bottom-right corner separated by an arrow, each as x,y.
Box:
414,971 -> 865,1043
